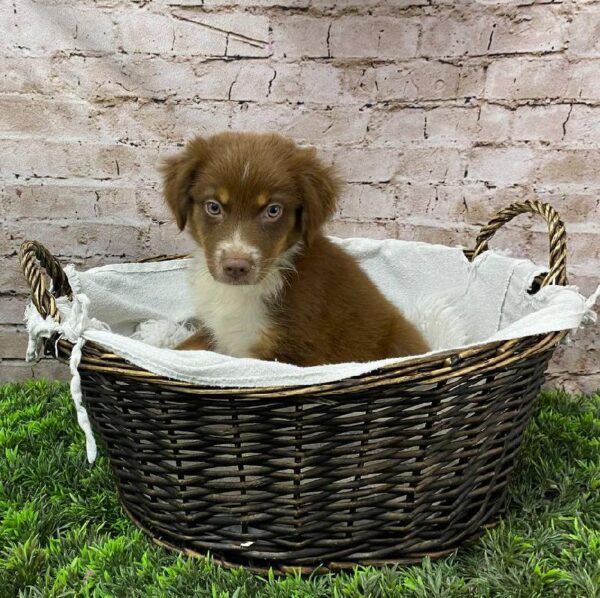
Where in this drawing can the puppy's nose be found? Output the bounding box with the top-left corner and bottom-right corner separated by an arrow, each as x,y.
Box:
222,258 -> 252,280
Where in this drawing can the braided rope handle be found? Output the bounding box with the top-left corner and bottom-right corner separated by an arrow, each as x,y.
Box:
20,241 -> 72,323
471,200 -> 568,287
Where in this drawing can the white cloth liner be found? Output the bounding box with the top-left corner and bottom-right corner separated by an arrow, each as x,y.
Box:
25,237 -> 599,463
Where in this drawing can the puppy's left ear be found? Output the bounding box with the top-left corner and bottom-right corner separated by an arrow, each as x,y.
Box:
160,137 -> 209,231
294,148 -> 341,244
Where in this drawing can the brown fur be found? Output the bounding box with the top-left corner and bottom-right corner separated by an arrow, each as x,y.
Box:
161,132 -> 428,365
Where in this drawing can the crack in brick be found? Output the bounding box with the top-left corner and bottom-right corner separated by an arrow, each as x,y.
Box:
562,104 -> 573,139
171,12 -> 268,49
228,71 -> 239,100
111,80 -> 134,94
326,23 -> 332,58
267,68 -> 277,97
93,191 -> 100,216
487,24 -> 496,52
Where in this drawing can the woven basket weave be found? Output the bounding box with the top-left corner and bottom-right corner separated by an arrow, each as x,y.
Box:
20,200 -> 568,573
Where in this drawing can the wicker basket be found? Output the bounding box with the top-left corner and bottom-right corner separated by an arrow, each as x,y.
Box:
20,200 -> 568,573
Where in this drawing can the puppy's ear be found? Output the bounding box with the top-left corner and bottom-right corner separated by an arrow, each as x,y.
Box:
160,137 -> 209,230
293,148 -> 341,244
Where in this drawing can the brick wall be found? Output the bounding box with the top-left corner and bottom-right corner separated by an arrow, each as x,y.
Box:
1,0 -> 598,391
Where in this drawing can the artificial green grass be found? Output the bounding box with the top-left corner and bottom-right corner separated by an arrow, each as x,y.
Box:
0,381 -> 598,598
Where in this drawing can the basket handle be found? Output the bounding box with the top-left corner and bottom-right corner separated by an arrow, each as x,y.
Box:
19,241 -> 73,323
470,200 -> 568,287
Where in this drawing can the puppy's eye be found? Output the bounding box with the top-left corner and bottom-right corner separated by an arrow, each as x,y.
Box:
264,203 -> 283,220
205,200 -> 223,217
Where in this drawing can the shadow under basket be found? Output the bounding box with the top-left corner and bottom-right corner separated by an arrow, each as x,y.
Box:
20,200 -> 569,574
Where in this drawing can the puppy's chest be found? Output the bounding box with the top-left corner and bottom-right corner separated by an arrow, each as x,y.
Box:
194,289 -> 274,357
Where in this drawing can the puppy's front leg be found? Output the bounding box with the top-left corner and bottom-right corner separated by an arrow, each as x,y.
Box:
176,330 -> 213,351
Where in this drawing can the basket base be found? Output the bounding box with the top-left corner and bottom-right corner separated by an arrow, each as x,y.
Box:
120,500 -> 500,575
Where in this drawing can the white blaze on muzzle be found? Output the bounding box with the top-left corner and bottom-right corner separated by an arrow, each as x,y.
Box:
216,229 -> 262,263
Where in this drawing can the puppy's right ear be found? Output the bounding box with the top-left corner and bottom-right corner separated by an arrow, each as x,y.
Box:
160,137 -> 209,231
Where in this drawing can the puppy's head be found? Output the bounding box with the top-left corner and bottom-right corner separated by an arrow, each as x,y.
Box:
161,132 -> 340,285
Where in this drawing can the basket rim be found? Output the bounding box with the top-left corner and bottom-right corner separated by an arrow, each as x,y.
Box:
51,328 -> 567,398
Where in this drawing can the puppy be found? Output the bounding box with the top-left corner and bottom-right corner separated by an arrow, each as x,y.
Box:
161,132 -> 428,366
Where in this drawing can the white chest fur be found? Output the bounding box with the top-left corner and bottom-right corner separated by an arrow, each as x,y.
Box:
189,250 -> 285,358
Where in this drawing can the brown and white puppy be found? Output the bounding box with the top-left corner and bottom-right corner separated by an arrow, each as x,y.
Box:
161,132 -> 428,366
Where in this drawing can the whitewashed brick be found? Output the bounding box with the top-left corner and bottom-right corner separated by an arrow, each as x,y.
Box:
0,56 -> 63,95
170,11 -> 269,57
333,149 -> 402,183
13,0 -> 115,53
269,63 -> 342,104
330,17 -> 419,60
536,150 -> 600,184
489,7 -> 566,54
395,148 -> 464,182
0,297 -> 29,325
272,17 -> 329,59
175,16 -> 230,56
117,12 -> 178,54
422,8 -> 565,58
228,63 -> 276,102
367,108 -> 426,145
96,101 -> 231,144
420,15 -> 491,58
230,104 -> 368,145
0,2 -> 18,49
0,327 -> 28,359
568,7 -> 600,57
116,11 -> 229,56
177,12 -> 269,44
339,184 -> 397,219
327,219 -> 398,240
468,148 -> 536,185
486,58 -> 600,101
147,222 -> 197,255
0,140 -> 160,182
0,359 -> 69,383
425,107 -> 480,144
376,62 -> 485,102
2,221 -> 150,258
562,105 -> 600,144
512,105 -> 571,142
2,184 -> 139,220
136,186 -> 172,223
477,104 -> 512,142
58,56 -> 196,100
0,257 -> 30,295
226,36 -> 271,58
200,0 -> 309,5
0,96 -> 100,140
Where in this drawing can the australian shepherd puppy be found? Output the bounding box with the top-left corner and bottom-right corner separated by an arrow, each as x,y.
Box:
161,132 -> 428,366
